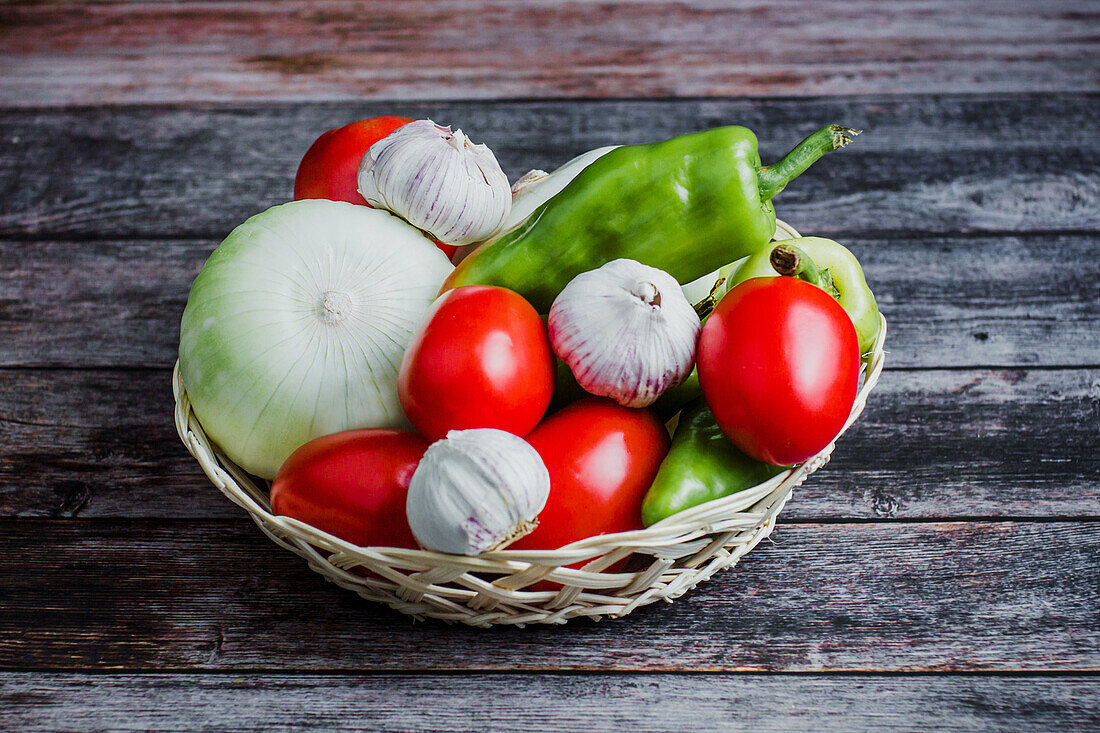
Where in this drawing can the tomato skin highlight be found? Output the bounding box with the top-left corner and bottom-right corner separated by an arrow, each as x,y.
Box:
293,116 -> 413,205
398,286 -> 556,442
697,277 -> 859,466
510,398 -> 671,551
270,429 -> 428,549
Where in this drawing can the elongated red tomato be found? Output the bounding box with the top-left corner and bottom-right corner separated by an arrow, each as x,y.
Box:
697,277 -> 859,466
294,116 -> 412,205
398,286 -> 555,442
510,399 -> 670,550
270,429 -> 428,548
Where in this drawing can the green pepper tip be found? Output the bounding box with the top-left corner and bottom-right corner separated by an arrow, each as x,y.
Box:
828,125 -> 862,150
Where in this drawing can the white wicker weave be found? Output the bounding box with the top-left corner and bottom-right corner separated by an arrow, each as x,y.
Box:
172,220 -> 886,627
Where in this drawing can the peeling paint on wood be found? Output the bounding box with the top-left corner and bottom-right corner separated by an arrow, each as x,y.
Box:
0,520 -> 1096,671
0,1 -> 1097,106
1,673 -> 1097,732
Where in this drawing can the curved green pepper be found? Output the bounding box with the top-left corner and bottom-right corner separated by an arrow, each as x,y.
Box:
641,399 -> 785,526
722,237 -> 881,355
443,125 -> 859,313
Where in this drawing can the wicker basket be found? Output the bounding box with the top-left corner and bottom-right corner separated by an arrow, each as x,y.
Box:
173,220 -> 886,627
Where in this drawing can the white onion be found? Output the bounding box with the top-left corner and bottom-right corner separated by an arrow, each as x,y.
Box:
179,199 -> 454,478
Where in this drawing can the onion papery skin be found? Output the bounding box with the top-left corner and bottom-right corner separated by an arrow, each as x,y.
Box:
179,200 -> 454,479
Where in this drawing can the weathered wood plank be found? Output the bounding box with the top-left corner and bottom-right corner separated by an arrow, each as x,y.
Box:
0,520 -> 1096,671
1,368 -> 1096,520
0,1 -> 1096,106
2,673 -> 1098,732
1,95 -> 1097,239
3,234 -> 1097,369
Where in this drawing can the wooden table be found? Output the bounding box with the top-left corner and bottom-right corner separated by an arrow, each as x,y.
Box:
1,2 -> 1098,730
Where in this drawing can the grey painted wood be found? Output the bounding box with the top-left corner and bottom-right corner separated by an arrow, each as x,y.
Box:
1,673 -> 1097,732
1,1 -> 1097,107
1,95 -> 1097,239
1,368 -> 1096,520
1,520 -> 1096,671
3,234 -> 1098,369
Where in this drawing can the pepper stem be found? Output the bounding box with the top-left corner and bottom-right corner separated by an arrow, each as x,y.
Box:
757,125 -> 860,201
770,244 -> 821,286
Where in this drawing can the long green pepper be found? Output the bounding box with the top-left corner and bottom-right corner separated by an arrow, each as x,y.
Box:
642,399 -> 786,527
442,124 -> 859,312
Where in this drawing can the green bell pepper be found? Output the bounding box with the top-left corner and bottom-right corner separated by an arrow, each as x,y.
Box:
442,125 -> 859,313
641,399 -> 786,526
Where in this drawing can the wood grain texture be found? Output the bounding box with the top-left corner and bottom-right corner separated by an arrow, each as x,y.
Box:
4,234 -> 1097,370
2,368 -> 1097,520
1,95 -> 1097,239
0,520 -> 1096,671
0,4 -> 1094,718
2,673 -> 1098,732
0,1 -> 1097,107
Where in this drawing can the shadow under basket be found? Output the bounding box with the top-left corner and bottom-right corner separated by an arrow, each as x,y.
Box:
172,219 -> 887,627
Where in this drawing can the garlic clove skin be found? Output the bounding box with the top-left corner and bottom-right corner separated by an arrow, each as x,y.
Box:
406,429 -> 550,556
511,169 -> 549,196
549,258 -> 702,408
357,119 -> 511,246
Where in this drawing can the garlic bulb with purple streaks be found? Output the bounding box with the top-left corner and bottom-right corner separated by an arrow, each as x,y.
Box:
357,119 -> 511,246
406,429 -> 550,555
549,259 -> 702,408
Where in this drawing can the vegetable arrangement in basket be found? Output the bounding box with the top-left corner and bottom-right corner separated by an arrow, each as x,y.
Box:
176,114 -> 883,620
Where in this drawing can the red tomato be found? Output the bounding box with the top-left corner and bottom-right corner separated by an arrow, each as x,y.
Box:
398,286 -> 555,442
510,399 -> 671,551
433,240 -> 460,260
294,116 -> 412,205
697,277 -> 859,466
270,429 -> 428,548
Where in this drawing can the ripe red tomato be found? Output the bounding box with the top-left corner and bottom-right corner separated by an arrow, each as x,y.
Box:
697,276 -> 859,466
270,429 -> 428,548
398,286 -> 555,442
294,116 -> 412,205
510,399 -> 671,551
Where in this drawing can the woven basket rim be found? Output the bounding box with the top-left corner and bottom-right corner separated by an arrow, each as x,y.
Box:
172,218 -> 888,624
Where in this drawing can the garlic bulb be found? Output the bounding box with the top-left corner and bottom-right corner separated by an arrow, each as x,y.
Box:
357,119 -> 511,246
406,429 -> 550,555
549,259 -> 701,408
